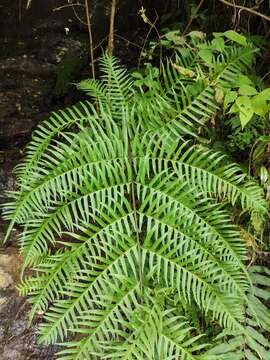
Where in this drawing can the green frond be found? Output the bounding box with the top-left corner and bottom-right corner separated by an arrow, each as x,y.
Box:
138,46 -> 257,139
78,79 -> 107,105
159,314 -> 207,360
4,52 -> 269,359
78,54 -> 134,121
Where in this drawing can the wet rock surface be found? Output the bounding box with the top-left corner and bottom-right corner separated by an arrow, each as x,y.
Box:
0,39 -> 86,150
0,296 -> 59,360
0,246 -> 59,359
0,2 -> 89,358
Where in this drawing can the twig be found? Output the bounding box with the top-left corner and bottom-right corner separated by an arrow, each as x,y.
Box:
85,0 -> 95,78
94,35 -> 109,51
73,2 -> 88,26
108,0 -> 117,54
115,34 -> 143,49
218,0 -> 270,22
53,3 -> 84,12
183,0 -> 205,35
138,8 -> 160,68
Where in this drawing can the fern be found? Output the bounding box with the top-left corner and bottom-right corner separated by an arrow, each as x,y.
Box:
4,49 -> 270,359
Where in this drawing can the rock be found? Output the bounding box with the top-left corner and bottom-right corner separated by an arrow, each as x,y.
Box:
0,269 -> 13,289
0,248 -> 23,282
0,297 -> 8,312
2,348 -> 24,360
0,248 -> 58,359
0,248 -> 22,289
0,253 -> 16,266
0,56 -> 56,151
0,297 -> 59,360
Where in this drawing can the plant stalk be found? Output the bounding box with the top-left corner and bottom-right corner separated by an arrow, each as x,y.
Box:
108,0 -> 117,54
85,0 -> 95,79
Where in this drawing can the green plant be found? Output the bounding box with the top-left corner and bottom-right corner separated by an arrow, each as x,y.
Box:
142,29 -> 270,143
224,79 -> 270,129
145,27 -> 270,192
3,50 -> 270,359
226,115 -> 267,152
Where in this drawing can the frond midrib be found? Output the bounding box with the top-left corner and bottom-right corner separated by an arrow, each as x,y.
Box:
27,211 -> 134,322
11,152 -> 265,228
141,212 -> 248,296
68,282 -> 140,359
22,181 -> 133,265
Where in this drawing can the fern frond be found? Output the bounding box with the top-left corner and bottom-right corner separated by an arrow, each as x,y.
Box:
78,54 -> 134,122
138,46 -> 257,139
4,53 -> 269,359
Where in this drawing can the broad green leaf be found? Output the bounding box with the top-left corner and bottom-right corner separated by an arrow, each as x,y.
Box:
165,31 -> 185,45
252,142 -> 268,162
224,30 -> 247,46
236,95 -> 252,111
239,109 -> 254,128
160,39 -> 171,46
237,74 -> 253,86
260,166 -> 268,184
239,85 -> 257,96
236,96 -> 254,128
251,95 -> 268,117
172,63 -> 196,78
228,102 -> 240,114
188,30 -> 206,40
213,32 -> 224,38
260,88 -> 270,101
211,37 -> 225,52
131,72 -> 143,79
198,49 -> 213,65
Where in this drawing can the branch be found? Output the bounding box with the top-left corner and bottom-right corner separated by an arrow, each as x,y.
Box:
53,3 -> 84,12
138,8 -> 160,68
108,0 -> 117,55
85,0 -> 95,79
218,0 -> 270,22
183,0 -> 205,35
